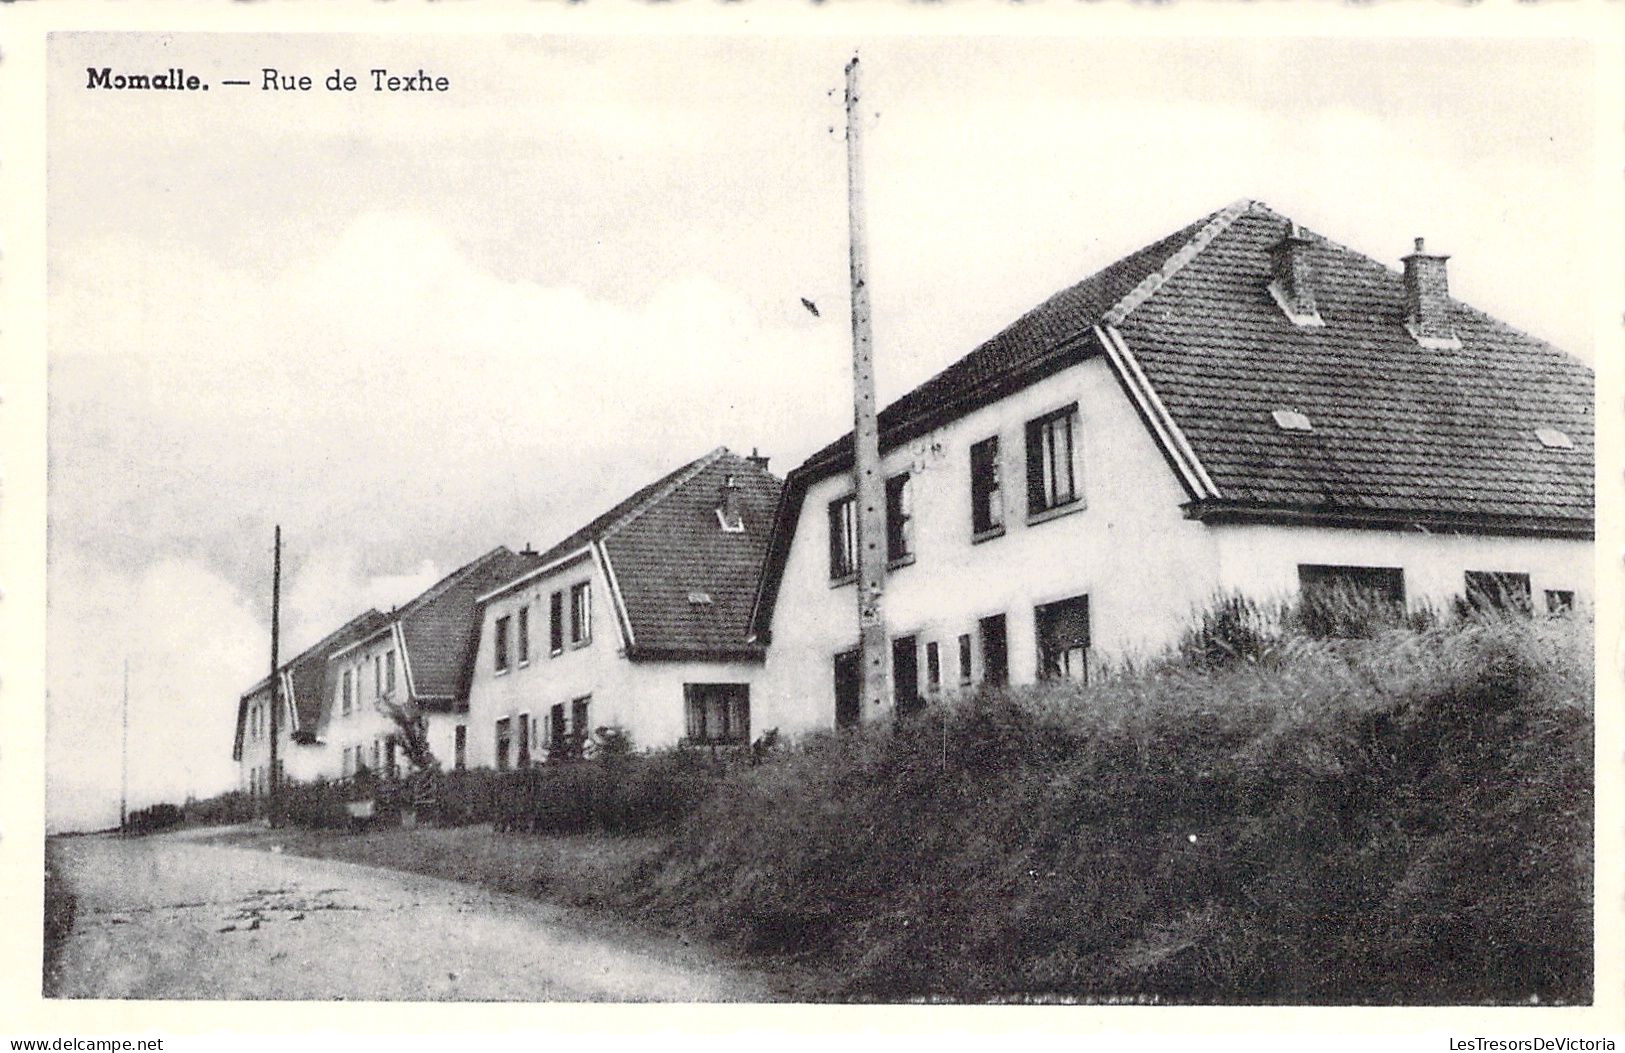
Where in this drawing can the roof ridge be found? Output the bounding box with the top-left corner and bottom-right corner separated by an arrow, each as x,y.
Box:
1102,198 -> 1263,327
240,607 -> 387,698
397,546 -> 515,618
600,446 -> 730,542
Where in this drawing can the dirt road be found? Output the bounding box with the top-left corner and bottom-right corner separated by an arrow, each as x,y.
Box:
49,831 -> 765,1001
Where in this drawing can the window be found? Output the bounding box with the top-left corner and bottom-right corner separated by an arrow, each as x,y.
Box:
886,473 -> 913,563
570,582 -> 592,645
385,738 -> 397,778
494,614 -> 512,672
829,494 -> 858,580
453,724 -> 467,771
833,649 -> 861,729
979,614 -> 1009,686
516,714 -> 531,767
892,635 -> 921,715
517,606 -> 530,665
384,650 -> 396,694
550,703 -> 566,745
374,655 -> 382,698
684,683 -> 751,745
1546,589 -> 1576,615
1036,595 -> 1090,682
340,670 -> 352,716
495,717 -> 512,771
1026,404 -> 1081,515
970,436 -> 1004,536
550,591 -> 564,654
1299,565 -> 1407,636
1271,409 -> 1313,432
1465,571 -> 1533,614
958,633 -> 973,685
570,696 -> 592,738
372,739 -> 381,774
926,641 -> 942,695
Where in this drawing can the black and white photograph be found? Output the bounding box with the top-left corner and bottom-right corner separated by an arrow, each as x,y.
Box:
12,16 -> 1615,1026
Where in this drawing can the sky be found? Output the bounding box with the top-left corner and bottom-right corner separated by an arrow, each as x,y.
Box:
44,32 -> 1594,831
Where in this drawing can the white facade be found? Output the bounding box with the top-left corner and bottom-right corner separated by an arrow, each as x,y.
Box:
323,628 -> 415,781
465,548 -> 765,766
756,355 -> 1592,737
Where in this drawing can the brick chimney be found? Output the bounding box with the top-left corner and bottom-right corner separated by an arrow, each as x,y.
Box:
1402,237 -> 1459,348
746,447 -> 770,472
1268,222 -> 1321,326
717,474 -> 744,532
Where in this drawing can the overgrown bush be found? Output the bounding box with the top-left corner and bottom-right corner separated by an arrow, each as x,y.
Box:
492,747 -> 728,835
123,802 -> 184,835
621,606 -> 1591,1004
184,790 -> 256,827
43,841 -> 75,996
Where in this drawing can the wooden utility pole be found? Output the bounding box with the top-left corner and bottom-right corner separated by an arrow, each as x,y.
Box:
844,55 -> 891,717
268,525 -> 282,826
119,658 -> 129,834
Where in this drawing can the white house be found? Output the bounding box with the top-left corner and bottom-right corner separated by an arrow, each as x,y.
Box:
232,608 -> 388,802
463,447 -> 781,767
748,199 -> 1593,731
314,546 -> 543,778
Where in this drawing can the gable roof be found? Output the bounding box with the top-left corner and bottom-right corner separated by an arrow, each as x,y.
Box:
231,607 -> 388,760
472,447 -> 781,676
751,198 -> 1593,637
395,546 -> 544,708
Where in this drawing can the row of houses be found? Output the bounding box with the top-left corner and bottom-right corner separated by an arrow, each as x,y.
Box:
234,198 -> 1594,792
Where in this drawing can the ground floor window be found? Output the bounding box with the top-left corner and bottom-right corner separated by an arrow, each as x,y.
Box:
892,635 -> 922,715
685,683 -> 750,745
1465,570 -> 1533,614
834,649 -> 861,729
1546,589 -> 1576,615
495,717 -> 512,771
571,696 -> 592,739
979,614 -> 1009,686
1036,594 -> 1090,682
453,724 -> 467,771
1298,564 -> 1406,635
516,714 -> 531,767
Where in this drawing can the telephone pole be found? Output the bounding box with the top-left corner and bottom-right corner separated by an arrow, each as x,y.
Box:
844,55 -> 891,718
268,525 -> 282,827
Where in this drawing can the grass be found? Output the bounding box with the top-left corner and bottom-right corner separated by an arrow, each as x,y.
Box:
195,604 -> 1592,1004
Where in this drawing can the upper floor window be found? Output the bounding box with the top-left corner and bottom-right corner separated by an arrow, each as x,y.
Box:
384,649 -> 396,695
494,614 -> 512,671
886,473 -> 913,563
341,669 -> 353,716
517,605 -> 530,664
828,494 -> 857,580
970,435 -> 1003,536
570,582 -> 592,646
1026,404 -> 1081,516
550,591 -> 564,654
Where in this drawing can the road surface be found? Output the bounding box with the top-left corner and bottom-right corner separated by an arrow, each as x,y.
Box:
49,831 -> 766,1001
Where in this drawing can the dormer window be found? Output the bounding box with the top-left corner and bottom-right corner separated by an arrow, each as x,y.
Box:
1272,409 -> 1313,432
1535,428 -> 1574,450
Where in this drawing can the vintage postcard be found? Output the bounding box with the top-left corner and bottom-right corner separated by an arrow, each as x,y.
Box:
2,4 -> 1622,1045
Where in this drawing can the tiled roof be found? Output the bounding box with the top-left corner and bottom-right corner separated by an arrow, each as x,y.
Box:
232,608 -> 388,760
398,546 -> 545,707
601,449 -> 781,658
1113,201 -> 1593,527
799,207 -> 1226,472
753,198 -> 1593,636
475,447 -> 782,668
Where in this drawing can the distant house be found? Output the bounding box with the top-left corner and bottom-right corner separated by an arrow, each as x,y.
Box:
316,546 -> 543,780
463,447 -> 781,767
231,608 -> 388,803
750,199 -> 1593,730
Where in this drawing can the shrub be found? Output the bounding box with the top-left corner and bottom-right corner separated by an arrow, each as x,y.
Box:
619,608 -> 1591,1004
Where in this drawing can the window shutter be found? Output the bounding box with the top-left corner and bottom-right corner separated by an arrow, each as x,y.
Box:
1025,418 -> 1046,513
